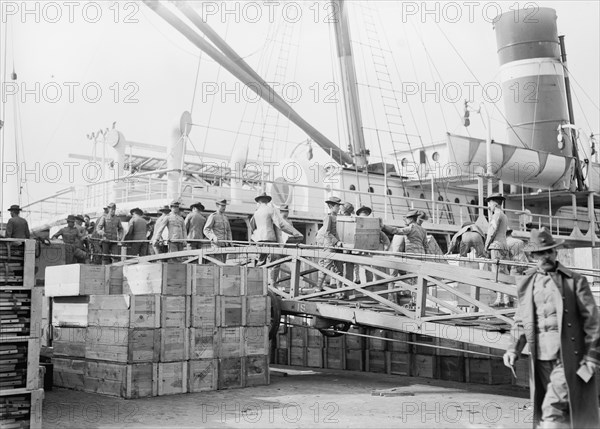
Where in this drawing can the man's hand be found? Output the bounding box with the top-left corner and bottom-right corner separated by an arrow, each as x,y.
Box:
582,359 -> 599,373
211,236 -> 218,243
503,352 -> 517,368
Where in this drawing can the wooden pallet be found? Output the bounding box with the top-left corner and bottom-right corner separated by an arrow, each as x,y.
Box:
0,388 -> 43,429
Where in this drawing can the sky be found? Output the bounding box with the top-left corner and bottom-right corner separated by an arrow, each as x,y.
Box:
1,0 -> 599,214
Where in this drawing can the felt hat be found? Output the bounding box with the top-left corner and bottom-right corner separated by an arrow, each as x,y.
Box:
405,209 -> 419,218
484,193 -> 506,203
190,202 -> 205,211
216,199 -> 228,206
75,215 -> 84,222
325,196 -> 342,205
105,202 -> 116,209
66,215 -> 76,222
158,205 -> 171,213
7,205 -> 22,212
169,201 -> 180,208
417,210 -> 429,221
255,192 -> 272,203
130,208 -> 143,216
356,206 -> 372,216
527,228 -> 564,253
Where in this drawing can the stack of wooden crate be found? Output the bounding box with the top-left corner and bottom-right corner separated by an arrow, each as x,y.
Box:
1,239 -> 43,429
47,263 -> 270,398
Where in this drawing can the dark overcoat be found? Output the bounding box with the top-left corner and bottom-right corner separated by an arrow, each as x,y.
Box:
508,263 -> 600,428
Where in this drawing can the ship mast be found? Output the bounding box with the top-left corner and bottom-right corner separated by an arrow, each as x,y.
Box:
331,0 -> 369,168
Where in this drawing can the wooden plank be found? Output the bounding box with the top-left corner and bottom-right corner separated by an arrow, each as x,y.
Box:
243,267 -> 267,296
191,265 -> 219,296
0,387 -> 44,429
158,362 -> 188,395
189,327 -> 217,360
190,296 -> 217,329
161,296 -> 190,328
45,264 -> 107,297
86,327 -> 160,363
159,328 -> 189,362
87,294 -> 160,328
244,355 -> 269,387
218,357 -> 243,389
106,265 -> 124,295
244,326 -> 269,356
188,359 -> 217,392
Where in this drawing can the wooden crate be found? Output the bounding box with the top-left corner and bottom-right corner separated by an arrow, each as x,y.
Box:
88,294 -> 160,329
466,357 -> 512,385
84,360 -> 158,398
389,352 -> 411,376
190,296 -> 217,329
52,296 -> 89,327
45,264 -> 107,296
243,267 -> 267,296
106,265 -> 123,295
414,354 -> 436,378
157,362 -> 188,395
275,348 -> 288,365
0,387 -> 43,429
290,326 -> 307,347
367,329 -> 388,351
245,296 -> 269,326
367,349 -> 387,373
344,327 -> 363,350
53,357 -> 85,391
307,347 -> 323,368
439,356 -> 465,382
0,239 -> 36,288
189,327 -> 217,360
161,296 -> 190,328
123,263 -> 191,295
514,358 -> 530,388
160,328 -> 189,362
190,265 -> 219,296
290,346 -> 306,366
0,287 -> 43,339
188,359 -> 217,392
277,331 -> 289,349
215,327 -> 243,358
390,331 -> 410,352
218,296 -> 244,327
86,327 -> 160,363
244,326 -> 268,356
438,338 -> 464,357
345,349 -> 363,371
52,326 -> 86,358
244,355 -> 269,387
218,357 -> 242,389
414,334 -> 436,355
325,347 -> 344,370
336,217 -> 381,250
0,338 -> 40,391
306,328 -> 323,348
219,266 -> 242,296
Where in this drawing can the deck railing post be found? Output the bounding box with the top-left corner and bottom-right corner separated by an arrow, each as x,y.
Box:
289,257 -> 301,298
415,276 -> 427,319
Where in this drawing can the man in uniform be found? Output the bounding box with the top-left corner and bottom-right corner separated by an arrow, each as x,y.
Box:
125,208 -> 148,257
96,202 -> 123,265
154,202 -> 186,253
503,228 -> 599,429
507,228 -> 529,275
51,215 -> 87,264
316,196 -> 344,292
151,205 -> 170,255
6,204 -> 30,239
185,202 -> 206,250
484,193 -> 510,306
203,199 -> 233,263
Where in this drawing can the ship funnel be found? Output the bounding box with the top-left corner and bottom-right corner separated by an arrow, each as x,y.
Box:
494,8 -> 573,157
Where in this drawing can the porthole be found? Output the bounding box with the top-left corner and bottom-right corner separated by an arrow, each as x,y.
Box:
387,188 -> 392,195
349,184 -> 356,191
432,152 -> 440,162
368,186 -> 374,193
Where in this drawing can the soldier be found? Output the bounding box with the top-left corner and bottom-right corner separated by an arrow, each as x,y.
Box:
5,204 -> 30,239
503,228 -> 599,429
151,205 -> 170,255
51,215 -> 87,264
154,202 -> 186,253
506,228 -> 529,275
203,199 -> 233,263
446,221 -> 486,268
484,193 -> 510,306
185,202 -> 206,250
270,204 -> 303,287
316,196 -> 344,292
353,205 -> 390,284
96,202 -> 123,265
125,208 -> 148,257
383,209 -> 428,255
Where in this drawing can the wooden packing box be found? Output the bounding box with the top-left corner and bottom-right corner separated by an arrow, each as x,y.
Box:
275,348 -> 288,365
344,327 -> 364,350
84,360 -> 158,398
161,296 -> 190,328
466,357 -> 512,385
0,338 -> 40,391
244,326 -> 269,356
245,296 -> 269,326
438,338 -> 464,357
189,327 -> 217,360
190,296 -> 217,329
157,361 -> 188,395
325,335 -> 343,349
367,329 -> 388,351
244,355 -> 269,387
243,267 -> 267,296
277,331 -> 289,349
215,327 -> 243,358
160,328 -> 189,362
414,334 -> 436,355
52,326 -> 86,358
345,349 -> 363,371
188,359 -> 218,392
390,331 -> 410,352
439,356 -> 465,382
290,326 -> 307,347
53,357 -> 85,391
190,265 -> 219,296
514,357 -> 530,388
123,263 -> 191,295
325,347 -> 344,370
307,347 -> 323,368
106,265 -> 123,295
219,266 -> 242,296
0,387 -> 44,429
389,352 -> 411,376
0,287 -> 43,339
414,354 -> 436,378
45,264 -> 107,297
367,349 -> 387,373
290,346 -> 306,366
219,296 -> 244,327
218,357 -> 243,390
52,296 -> 89,327
87,294 -> 160,329
306,328 -> 323,348
336,217 -> 381,250
86,326 -> 160,363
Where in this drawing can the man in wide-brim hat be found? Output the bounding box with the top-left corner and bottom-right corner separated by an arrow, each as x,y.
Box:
382,208 -> 428,255
5,204 -> 30,240
154,201 -> 186,254
504,228 -> 599,428
96,202 -> 123,265
315,196 -> 344,292
151,205 -> 171,255
203,199 -> 232,263
125,207 -> 148,257
51,215 -> 86,264
185,202 -> 207,250
484,193 -> 510,306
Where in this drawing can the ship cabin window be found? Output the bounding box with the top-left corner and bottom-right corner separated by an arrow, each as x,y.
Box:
401,158 -> 408,167
368,186 -> 374,193
349,184 -> 356,191
432,152 -> 440,162
419,150 -> 426,165
420,193 -> 425,199
454,198 -> 460,204
438,195 -> 444,201
387,188 -> 392,195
